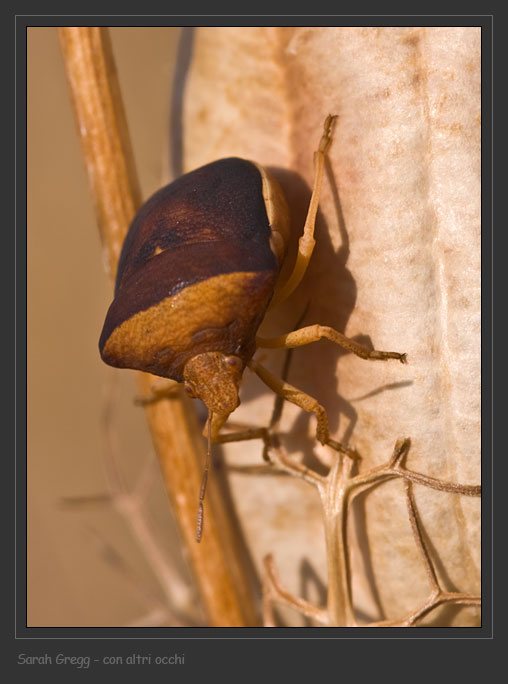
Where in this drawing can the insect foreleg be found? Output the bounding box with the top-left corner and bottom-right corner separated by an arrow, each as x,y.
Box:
257,324 -> 407,364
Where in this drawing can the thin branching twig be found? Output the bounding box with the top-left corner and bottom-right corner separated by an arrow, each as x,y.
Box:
261,437 -> 480,627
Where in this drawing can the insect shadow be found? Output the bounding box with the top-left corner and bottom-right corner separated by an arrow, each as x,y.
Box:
299,557 -> 328,627
233,161 -> 363,474
195,162 -> 360,607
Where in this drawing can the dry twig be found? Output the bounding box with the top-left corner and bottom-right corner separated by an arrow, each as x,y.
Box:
59,26 -> 259,626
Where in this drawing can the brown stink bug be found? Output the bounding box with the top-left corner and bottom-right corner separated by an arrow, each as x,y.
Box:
99,116 -> 406,540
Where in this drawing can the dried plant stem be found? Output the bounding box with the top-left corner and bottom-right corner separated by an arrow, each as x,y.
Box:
320,456 -> 355,626
99,375 -> 195,617
404,480 -> 440,593
84,525 -> 189,626
59,26 -> 259,626
63,373 -> 197,625
369,592 -> 482,628
367,479 -> 480,627
263,438 -> 480,627
265,447 -> 354,626
263,554 -> 328,625
126,607 -> 177,628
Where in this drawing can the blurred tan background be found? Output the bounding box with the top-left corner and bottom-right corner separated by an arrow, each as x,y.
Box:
28,27 -> 481,628
27,27 -> 188,626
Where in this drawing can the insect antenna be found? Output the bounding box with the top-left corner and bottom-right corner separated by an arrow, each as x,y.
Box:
196,410 -> 213,542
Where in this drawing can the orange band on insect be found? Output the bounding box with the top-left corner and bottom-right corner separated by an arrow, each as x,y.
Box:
99,116 -> 407,541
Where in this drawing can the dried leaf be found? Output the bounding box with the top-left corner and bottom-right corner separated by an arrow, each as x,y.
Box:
181,26 -> 480,626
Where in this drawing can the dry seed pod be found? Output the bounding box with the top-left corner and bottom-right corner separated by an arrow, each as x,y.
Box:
180,26 -> 481,625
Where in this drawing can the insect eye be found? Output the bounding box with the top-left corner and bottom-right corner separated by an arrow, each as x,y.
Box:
184,383 -> 195,397
224,355 -> 241,369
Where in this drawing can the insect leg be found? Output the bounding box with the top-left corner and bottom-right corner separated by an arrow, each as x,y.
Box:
269,114 -> 337,309
248,359 -> 358,458
134,379 -> 181,406
214,426 -> 273,461
257,324 -> 407,363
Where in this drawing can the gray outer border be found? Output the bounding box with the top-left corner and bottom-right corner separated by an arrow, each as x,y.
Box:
13,9 -> 494,677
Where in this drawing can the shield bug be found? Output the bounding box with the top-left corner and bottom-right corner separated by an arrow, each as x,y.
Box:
99,115 -> 406,540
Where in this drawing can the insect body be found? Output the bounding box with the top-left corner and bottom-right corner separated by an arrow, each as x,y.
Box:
99,155 -> 289,433
99,116 -> 406,539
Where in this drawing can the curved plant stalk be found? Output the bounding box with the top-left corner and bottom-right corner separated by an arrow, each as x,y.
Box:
58,26 -> 259,627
